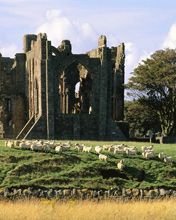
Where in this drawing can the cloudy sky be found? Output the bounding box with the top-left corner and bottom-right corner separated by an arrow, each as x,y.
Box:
0,0 -> 176,82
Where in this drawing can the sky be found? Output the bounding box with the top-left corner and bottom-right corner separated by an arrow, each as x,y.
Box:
0,0 -> 176,83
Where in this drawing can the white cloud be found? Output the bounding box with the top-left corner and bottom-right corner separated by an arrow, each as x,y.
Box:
125,42 -> 139,82
36,9 -> 98,53
124,43 -> 154,83
163,24 -> 176,49
0,44 -> 18,57
125,42 -> 137,68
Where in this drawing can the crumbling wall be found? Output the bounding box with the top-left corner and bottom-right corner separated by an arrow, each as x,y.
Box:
0,53 -> 26,138
0,33 -> 128,140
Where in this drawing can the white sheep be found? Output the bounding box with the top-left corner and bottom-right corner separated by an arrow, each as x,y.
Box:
128,146 -> 137,151
30,143 -> 42,151
83,146 -> 92,153
108,146 -> 114,152
6,140 -> 14,148
99,154 -> 107,161
163,156 -> 173,164
43,144 -> 51,152
143,151 -> 155,159
141,145 -> 153,152
125,148 -> 137,156
95,146 -> 102,154
55,145 -> 63,153
13,140 -> 21,147
74,144 -> 84,151
114,147 -> 125,154
19,142 -> 31,150
102,145 -> 111,151
158,152 -> 166,160
117,159 -> 125,171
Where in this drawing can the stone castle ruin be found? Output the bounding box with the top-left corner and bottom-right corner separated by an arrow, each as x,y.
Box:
0,33 -> 128,140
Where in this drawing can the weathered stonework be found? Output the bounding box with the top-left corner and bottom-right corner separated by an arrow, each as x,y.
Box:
1,187 -> 176,200
0,33 -> 128,140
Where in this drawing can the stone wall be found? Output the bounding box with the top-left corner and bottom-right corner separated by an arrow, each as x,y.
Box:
1,187 -> 176,200
0,53 -> 26,138
0,33 -> 129,140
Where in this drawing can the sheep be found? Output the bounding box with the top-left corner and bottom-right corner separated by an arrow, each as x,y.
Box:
125,148 -> 137,156
95,146 -> 102,154
102,145 -> 111,151
43,144 -> 51,152
6,140 -> 14,148
163,156 -> 173,164
13,140 -> 21,147
141,145 -> 153,152
113,144 -> 127,149
128,146 -> 137,151
62,143 -> 71,150
30,143 -> 42,151
158,152 -> 166,160
43,141 -> 55,149
99,154 -> 107,161
108,146 -> 114,152
74,144 -> 84,151
142,151 -> 155,159
55,145 -> 63,153
19,142 -> 31,150
117,159 -> 125,171
83,146 -> 92,153
114,147 -> 125,154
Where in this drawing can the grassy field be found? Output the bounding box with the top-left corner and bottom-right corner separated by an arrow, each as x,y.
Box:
0,199 -> 176,220
0,140 -> 176,190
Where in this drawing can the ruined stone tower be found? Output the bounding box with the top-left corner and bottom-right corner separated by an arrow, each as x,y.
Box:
0,33 -> 128,140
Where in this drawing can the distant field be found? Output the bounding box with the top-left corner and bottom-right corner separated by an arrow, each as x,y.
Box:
0,199 -> 176,220
0,140 -> 176,190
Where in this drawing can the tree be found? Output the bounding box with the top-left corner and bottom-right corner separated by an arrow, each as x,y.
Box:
124,100 -> 161,137
127,49 -> 176,136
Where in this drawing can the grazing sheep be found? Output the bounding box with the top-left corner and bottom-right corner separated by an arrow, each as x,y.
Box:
62,143 -> 71,150
74,144 -> 84,151
128,146 -> 137,151
43,144 -> 51,152
163,156 -> 173,164
99,154 -> 107,161
114,147 -> 125,154
30,143 -> 42,151
158,152 -> 166,160
13,140 -> 21,147
83,146 -> 92,153
19,142 -> 31,150
141,145 -> 153,152
6,140 -> 14,148
125,148 -> 137,156
55,145 -> 63,153
95,146 -> 102,154
102,145 -> 111,151
117,159 -> 125,171
108,146 -> 114,152
142,151 -> 155,159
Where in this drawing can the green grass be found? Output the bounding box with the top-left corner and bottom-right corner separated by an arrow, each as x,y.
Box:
0,140 -> 176,190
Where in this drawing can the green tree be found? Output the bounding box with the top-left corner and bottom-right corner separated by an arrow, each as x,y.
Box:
127,49 -> 176,136
125,100 -> 161,137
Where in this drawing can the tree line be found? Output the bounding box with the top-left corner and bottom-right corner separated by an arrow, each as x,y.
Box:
125,48 -> 176,138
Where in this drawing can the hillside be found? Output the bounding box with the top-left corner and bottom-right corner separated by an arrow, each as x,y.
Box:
0,140 -> 176,191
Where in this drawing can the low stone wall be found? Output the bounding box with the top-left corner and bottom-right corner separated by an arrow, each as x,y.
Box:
1,187 -> 176,200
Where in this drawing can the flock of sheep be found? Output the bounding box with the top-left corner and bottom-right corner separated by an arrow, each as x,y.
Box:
5,140 -> 174,172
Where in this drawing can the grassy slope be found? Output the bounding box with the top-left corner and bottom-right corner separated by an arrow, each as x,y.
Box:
0,140 -> 176,190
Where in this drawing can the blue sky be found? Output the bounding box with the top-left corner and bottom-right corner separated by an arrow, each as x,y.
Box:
1,0 -> 176,82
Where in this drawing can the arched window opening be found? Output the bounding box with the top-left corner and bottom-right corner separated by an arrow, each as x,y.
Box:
58,63 -> 92,114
